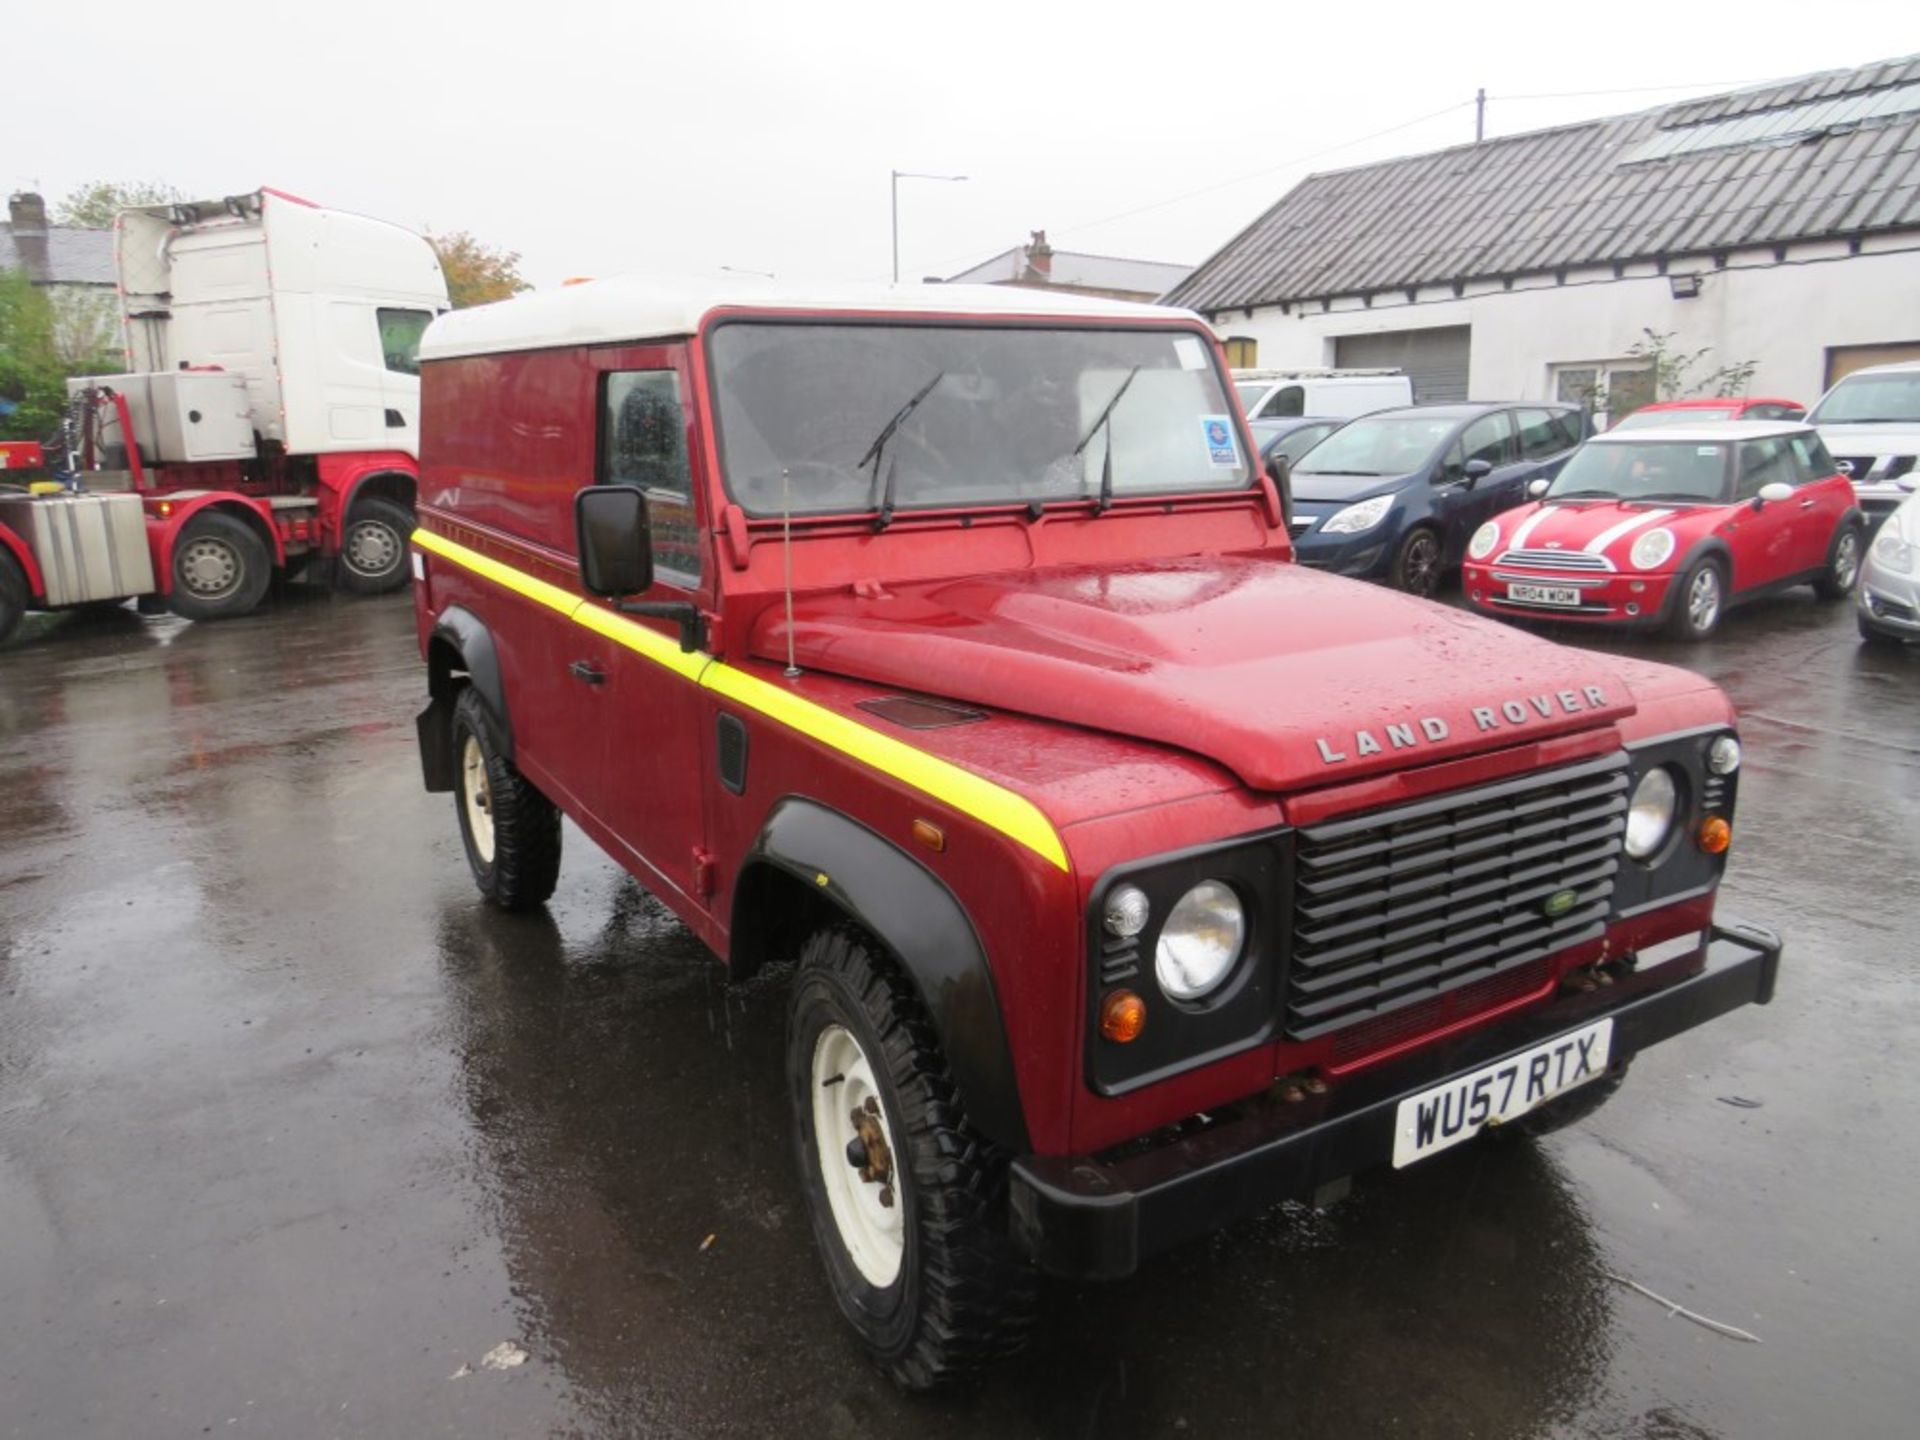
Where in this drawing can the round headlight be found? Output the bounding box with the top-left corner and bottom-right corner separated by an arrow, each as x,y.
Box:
1625,767 -> 1679,860
1154,881 -> 1246,1001
1103,883 -> 1151,939
1630,526 -> 1677,571
1708,734 -> 1741,775
1468,521 -> 1500,560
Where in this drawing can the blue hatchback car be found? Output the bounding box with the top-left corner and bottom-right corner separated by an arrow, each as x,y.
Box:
1286,403 -> 1588,595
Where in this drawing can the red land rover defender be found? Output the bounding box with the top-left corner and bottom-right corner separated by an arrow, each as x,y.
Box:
410,278 -> 1782,1386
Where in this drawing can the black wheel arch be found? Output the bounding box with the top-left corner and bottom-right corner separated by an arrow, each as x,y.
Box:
733,798 -> 1030,1152
346,470 -> 418,516
417,605 -> 513,791
1660,536 -> 1735,619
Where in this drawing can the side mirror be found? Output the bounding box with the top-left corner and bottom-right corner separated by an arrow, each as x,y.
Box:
1755,481 -> 1794,506
1266,453 -> 1294,531
1528,476 -> 1551,498
1463,458 -> 1494,482
575,485 -> 654,597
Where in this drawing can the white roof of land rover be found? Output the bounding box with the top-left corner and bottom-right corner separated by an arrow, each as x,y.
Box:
420,274 -> 1203,360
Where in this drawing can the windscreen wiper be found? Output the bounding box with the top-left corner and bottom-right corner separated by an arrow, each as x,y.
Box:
861,370 -> 945,532
1072,365 -> 1141,514
1302,468 -> 1380,477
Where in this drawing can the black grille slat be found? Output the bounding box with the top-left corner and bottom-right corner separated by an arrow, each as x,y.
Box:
1284,752 -> 1629,1043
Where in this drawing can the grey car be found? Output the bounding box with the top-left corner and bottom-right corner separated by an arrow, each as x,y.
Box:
1858,489 -> 1920,645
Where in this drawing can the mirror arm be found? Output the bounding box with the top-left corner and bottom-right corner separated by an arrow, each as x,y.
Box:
615,599 -> 708,654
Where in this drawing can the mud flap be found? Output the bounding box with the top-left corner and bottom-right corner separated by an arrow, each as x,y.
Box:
416,694 -> 458,792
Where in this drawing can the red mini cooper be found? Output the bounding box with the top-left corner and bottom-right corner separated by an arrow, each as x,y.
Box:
1463,421 -> 1864,639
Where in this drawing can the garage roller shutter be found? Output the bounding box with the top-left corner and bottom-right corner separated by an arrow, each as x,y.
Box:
1335,326 -> 1471,404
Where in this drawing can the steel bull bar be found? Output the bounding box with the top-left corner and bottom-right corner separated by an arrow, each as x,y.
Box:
1010,920 -> 1782,1280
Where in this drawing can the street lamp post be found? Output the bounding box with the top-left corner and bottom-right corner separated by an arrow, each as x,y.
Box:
890,169 -> 968,283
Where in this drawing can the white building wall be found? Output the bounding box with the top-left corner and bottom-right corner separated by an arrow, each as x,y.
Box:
1208,238 -> 1920,406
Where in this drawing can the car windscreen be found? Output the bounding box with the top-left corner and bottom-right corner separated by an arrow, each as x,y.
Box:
1808,372 -> 1920,424
1546,440 -> 1729,502
1292,414 -> 1455,479
708,323 -> 1252,517
1270,424 -> 1337,465
1613,406 -> 1736,430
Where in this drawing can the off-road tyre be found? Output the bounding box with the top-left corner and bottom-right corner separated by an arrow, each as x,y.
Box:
788,925 -> 1036,1389
450,685 -> 561,910
1663,557 -> 1725,640
1812,523 -> 1863,600
0,548 -> 27,646
336,496 -> 414,595
1390,524 -> 1444,598
1506,1061 -> 1631,1139
1857,611 -> 1905,647
168,511 -> 272,621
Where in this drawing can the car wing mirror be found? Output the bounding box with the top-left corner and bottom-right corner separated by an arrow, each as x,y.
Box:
574,485 -> 706,653
1265,453 -> 1294,531
1454,458 -> 1493,488
1753,481 -> 1794,509
1527,476 -> 1551,498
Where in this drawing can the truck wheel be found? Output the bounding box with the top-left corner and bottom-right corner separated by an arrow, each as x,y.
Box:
169,511 -> 272,621
337,497 -> 414,595
1507,1061 -> 1631,1138
788,926 -> 1035,1389
0,549 -> 26,645
1662,557 -> 1724,640
1812,524 -> 1862,600
1390,525 -> 1444,597
450,686 -> 561,909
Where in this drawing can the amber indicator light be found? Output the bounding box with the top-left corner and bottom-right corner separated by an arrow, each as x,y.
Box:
1100,990 -> 1147,1044
1698,815 -> 1732,854
912,818 -> 946,853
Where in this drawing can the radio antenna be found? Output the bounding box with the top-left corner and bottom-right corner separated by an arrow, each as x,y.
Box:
781,467 -> 801,678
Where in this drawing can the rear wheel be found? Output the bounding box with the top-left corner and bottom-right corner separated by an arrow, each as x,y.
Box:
450,685 -> 560,909
168,511 -> 272,621
0,549 -> 28,645
788,926 -> 1034,1388
1813,524 -> 1862,600
1390,525 -> 1444,597
336,496 -> 413,595
1663,557 -> 1724,640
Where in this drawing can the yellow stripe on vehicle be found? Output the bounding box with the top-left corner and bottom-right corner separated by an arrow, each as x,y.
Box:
411,529 -> 1071,871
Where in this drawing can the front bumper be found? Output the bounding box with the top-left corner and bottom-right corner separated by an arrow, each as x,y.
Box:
1462,560 -> 1676,627
1289,512 -> 1391,577
1858,558 -> 1920,634
1010,920 -> 1781,1280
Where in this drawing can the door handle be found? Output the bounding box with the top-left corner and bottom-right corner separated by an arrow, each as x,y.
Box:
569,660 -> 607,685
1799,500 -> 1816,509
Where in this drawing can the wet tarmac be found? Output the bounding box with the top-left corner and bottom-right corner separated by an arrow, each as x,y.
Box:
1,585 -> 1915,1439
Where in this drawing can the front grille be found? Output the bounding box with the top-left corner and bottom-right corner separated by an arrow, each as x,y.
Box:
1496,548 -> 1613,572
1286,752 -> 1629,1041
1834,456 -> 1875,480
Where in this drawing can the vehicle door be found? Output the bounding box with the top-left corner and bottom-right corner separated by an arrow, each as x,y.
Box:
569,351 -> 714,914
1786,430 -> 1854,572
1257,383 -> 1306,420
1723,435 -> 1802,591
1431,410 -> 1517,556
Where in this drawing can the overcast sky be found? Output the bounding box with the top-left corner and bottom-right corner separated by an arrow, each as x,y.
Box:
7,2 -> 1909,290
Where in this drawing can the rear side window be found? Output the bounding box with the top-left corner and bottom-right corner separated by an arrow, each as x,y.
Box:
1515,408 -> 1575,460
1261,385 -> 1305,418
1789,432 -> 1837,482
602,370 -> 701,586
1736,436 -> 1796,499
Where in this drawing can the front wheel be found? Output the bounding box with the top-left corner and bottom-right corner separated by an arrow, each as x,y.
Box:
168,511 -> 272,621
0,548 -> 28,645
1390,525 -> 1444,597
1813,524 -> 1863,600
788,926 -> 1034,1388
1663,557 -> 1724,640
336,497 -> 414,595
450,686 -> 561,909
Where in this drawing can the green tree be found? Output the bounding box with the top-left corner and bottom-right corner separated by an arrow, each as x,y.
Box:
53,179 -> 184,228
429,230 -> 532,308
0,268 -> 67,440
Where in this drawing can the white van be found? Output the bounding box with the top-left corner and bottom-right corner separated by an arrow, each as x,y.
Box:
1233,368 -> 1414,421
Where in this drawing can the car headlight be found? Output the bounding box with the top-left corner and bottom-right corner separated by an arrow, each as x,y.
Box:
1321,495 -> 1393,535
1630,526 -> 1676,570
1708,734 -> 1741,775
1102,883 -> 1150,938
1625,767 -> 1679,860
1154,881 -> 1246,1001
1871,528 -> 1916,576
1468,520 -> 1500,560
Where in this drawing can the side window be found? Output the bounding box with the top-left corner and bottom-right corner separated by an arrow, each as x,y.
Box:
1263,385 -> 1305,419
1460,412 -> 1515,468
1736,437 -> 1795,499
1515,408 -> 1571,460
377,308 -> 433,375
1789,432 -> 1837,482
602,370 -> 701,586
1551,410 -> 1586,449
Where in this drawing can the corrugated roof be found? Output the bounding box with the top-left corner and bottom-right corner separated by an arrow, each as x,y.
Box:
947,245 -> 1191,296
1166,54 -> 1920,314
0,223 -> 117,286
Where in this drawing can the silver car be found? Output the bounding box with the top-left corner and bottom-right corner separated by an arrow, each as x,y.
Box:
1858,489 -> 1920,645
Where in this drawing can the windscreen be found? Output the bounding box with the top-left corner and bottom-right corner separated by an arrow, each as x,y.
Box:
1547,441 -> 1729,502
707,323 -> 1251,517
1808,372 -> 1920,424
1235,382 -> 1269,412
1293,413 -> 1455,477
1613,406 -> 1736,430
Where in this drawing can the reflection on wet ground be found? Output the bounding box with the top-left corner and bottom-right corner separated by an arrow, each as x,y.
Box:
1,586 -> 1916,1438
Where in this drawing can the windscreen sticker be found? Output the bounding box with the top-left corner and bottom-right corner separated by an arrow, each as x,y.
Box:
1697,446 -> 1720,456
1173,335 -> 1207,370
1201,415 -> 1238,466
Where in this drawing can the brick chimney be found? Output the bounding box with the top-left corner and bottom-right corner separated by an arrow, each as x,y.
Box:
1022,229 -> 1053,283
7,192 -> 49,236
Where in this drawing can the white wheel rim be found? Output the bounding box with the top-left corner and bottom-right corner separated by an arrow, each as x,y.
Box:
811,1023 -> 905,1287
345,518 -> 401,576
1835,532 -> 1859,588
178,537 -> 243,599
461,735 -> 495,864
1689,568 -> 1720,630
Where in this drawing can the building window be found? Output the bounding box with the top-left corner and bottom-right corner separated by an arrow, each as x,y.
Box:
1553,361 -> 1654,424
1223,336 -> 1258,367
601,370 -> 701,586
